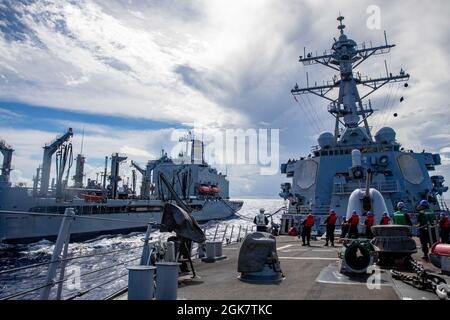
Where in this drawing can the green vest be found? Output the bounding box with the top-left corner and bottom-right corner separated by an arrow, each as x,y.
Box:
393,210 -> 407,225
417,208 -> 435,226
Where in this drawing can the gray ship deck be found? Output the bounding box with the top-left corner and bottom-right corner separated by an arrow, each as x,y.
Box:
117,236 -> 447,300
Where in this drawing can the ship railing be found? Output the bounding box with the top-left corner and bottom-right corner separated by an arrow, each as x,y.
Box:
327,101 -> 372,114
0,209 -> 253,300
0,208 -> 158,300
280,213 -> 348,235
189,224 -> 257,259
333,180 -> 400,194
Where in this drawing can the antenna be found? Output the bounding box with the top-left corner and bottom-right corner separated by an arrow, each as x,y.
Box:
80,126 -> 85,155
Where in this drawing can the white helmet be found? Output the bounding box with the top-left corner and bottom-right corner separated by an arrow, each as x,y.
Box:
397,201 -> 405,209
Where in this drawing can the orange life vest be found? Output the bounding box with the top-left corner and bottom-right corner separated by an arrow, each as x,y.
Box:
349,214 -> 360,225
365,215 -> 374,227
288,227 -> 298,236
440,216 -> 450,228
304,215 -> 315,227
326,213 -> 337,225
380,216 -> 391,225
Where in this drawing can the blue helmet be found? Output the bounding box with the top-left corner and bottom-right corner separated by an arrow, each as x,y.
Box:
419,200 -> 429,207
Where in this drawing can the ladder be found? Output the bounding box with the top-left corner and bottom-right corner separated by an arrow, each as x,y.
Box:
437,194 -> 449,212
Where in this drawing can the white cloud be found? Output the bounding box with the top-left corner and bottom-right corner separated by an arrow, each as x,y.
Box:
0,107 -> 22,118
0,0 -> 248,127
0,0 -> 449,196
120,145 -> 154,159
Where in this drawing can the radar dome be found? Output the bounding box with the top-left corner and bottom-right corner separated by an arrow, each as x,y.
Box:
318,132 -> 334,149
375,127 -> 396,144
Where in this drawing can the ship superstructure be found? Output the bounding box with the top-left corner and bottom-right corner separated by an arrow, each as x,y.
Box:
0,130 -> 242,243
279,16 -> 448,232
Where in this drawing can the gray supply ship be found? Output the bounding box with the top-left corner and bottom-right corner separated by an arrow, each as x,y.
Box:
0,130 -> 242,243
279,16 -> 448,233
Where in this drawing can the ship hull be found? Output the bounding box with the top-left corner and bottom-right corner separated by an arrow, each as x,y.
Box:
0,199 -> 243,244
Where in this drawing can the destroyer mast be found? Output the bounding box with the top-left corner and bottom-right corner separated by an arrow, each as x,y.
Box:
291,15 -> 409,142
279,16 -> 447,232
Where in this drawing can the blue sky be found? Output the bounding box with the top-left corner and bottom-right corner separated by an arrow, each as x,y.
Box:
0,0 -> 449,197
0,101 -> 186,132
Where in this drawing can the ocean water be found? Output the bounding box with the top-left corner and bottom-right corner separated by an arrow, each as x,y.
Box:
0,198 -> 285,300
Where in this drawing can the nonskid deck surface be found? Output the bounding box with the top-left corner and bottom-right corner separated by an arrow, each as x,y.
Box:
177,236 -> 398,300
117,235 -> 449,300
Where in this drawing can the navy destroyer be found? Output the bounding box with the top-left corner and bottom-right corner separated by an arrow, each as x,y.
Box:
0,130 -> 242,243
279,16 -> 448,233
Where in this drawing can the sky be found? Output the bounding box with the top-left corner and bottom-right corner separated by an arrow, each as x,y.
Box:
0,0 -> 449,197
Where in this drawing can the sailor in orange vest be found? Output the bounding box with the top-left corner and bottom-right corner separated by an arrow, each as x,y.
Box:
348,210 -> 360,238
380,212 -> 391,225
324,209 -> 337,246
439,213 -> 450,244
364,211 -> 375,239
301,213 -> 315,246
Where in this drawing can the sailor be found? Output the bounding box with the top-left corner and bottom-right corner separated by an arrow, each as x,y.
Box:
416,200 -> 436,261
364,211 -> 375,239
439,212 -> 450,244
254,208 -> 269,232
340,217 -> 349,238
393,202 -> 412,226
324,209 -> 337,246
301,213 -> 315,246
348,210 -> 360,238
380,212 -> 391,225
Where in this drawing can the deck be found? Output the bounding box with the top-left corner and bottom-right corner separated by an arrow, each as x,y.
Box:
117,235 -> 447,300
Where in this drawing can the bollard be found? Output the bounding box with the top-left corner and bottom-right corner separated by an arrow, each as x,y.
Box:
127,265 -> 156,300
214,241 -> 223,257
165,241 -> 176,262
201,241 -> 226,262
155,262 -> 181,300
205,241 -> 216,259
